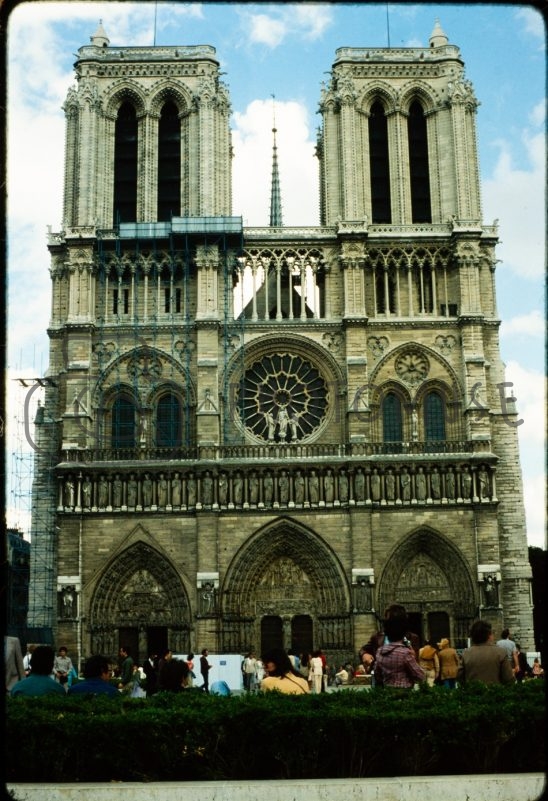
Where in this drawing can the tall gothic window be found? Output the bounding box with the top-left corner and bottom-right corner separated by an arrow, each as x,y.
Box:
113,102 -> 138,225
382,392 -> 402,441
369,101 -> 391,223
112,396 -> 136,448
157,102 -> 181,220
424,391 -> 446,441
407,101 -> 431,223
156,393 -> 182,448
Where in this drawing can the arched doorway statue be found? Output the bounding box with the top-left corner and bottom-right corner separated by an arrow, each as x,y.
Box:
88,539 -> 191,663
221,518 -> 352,659
377,527 -> 477,648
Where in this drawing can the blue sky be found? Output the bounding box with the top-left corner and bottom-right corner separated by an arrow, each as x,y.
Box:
5,2 -> 546,547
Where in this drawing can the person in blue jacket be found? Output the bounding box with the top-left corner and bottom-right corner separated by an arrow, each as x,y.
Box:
68,655 -> 119,696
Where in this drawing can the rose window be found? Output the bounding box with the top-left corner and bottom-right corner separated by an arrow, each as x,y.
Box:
237,353 -> 328,442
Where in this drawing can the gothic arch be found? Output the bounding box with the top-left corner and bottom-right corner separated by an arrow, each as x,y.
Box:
221,517 -> 352,651
91,345 -> 196,410
88,538 -> 192,656
222,517 -> 350,614
369,340 -> 462,400
377,526 -> 478,622
358,82 -> 398,114
105,82 -> 147,118
399,81 -> 440,115
149,81 -> 193,116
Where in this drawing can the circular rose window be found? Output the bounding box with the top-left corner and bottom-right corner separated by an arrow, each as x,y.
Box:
237,353 -> 328,442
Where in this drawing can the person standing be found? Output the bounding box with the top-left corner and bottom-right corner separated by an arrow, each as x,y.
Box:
200,648 -> 212,693
261,649 -> 310,694
310,650 -> 324,694
242,652 -> 257,692
117,645 -> 134,693
437,638 -> 460,689
418,640 -> 440,687
5,636 -> 25,692
11,645 -> 66,697
53,646 -> 74,691
23,643 -> 36,676
68,655 -> 118,697
374,614 -> 425,689
142,652 -> 159,696
185,653 -> 196,687
458,620 -> 515,685
515,643 -> 533,682
496,628 -> 519,674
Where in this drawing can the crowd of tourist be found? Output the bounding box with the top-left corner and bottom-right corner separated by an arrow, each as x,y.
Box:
6,611 -> 544,698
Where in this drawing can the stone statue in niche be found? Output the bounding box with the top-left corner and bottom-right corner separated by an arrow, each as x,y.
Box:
430,468 -> 441,500
171,473 -> 181,506
218,472 -> 228,505
324,469 -> 334,503
339,470 -> 349,503
277,408 -> 289,439
385,469 -> 395,501
308,470 -> 319,504
98,475 -> 108,507
233,472 -> 243,505
294,470 -> 304,504
157,474 -> 168,506
263,472 -> 273,505
249,472 -> 259,505
187,473 -> 196,507
200,582 -> 216,615
142,474 -> 153,507
60,586 -> 76,618
65,478 -> 75,508
82,477 -> 92,508
370,469 -> 381,502
112,474 -> 123,507
202,472 -> 213,506
265,411 -> 276,441
445,468 -> 455,499
461,468 -> 472,500
354,468 -> 365,501
415,468 -> 427,501
482,573 -> 498,607
400,468 -> 411,501
478,466 -> 490,500
279,470 -> 289,504
127,475 -> 137,507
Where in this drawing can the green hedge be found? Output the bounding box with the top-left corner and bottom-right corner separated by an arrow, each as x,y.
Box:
5,681 -> 545,782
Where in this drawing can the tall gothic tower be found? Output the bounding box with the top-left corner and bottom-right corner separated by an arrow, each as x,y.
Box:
29,22 -> 533,667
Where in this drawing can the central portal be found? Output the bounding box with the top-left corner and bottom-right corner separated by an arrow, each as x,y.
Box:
260,614 -> 313,656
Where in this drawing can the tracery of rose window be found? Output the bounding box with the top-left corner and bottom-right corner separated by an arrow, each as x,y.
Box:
237,353 -> 328,442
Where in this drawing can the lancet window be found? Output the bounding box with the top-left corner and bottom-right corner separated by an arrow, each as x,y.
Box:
407,101 -> 432,223
113,102 -> 138,225
157,102 -> 181,220
368,100 -> 391,223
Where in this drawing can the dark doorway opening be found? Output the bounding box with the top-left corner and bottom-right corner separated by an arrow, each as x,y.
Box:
118,627 -> 139,665
261,616 -> 283,654
291,614 -> 313,656
406,612 -> 423,646
427,611 -> 449,646
147,626 -> 168,658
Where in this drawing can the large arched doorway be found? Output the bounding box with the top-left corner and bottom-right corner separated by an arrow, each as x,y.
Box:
377,527 -> 477,648
88,538 -> 191,663
221,518 -> 352,659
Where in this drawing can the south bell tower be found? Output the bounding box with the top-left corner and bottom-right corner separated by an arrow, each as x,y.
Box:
31,22 -> 533,666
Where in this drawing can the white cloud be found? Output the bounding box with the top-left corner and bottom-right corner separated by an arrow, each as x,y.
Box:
515,7 -> 545,42
247,13 -> 287,48
242,3 -> 334,49
292,4 -> 334,40
232,99 -> 319,226
529,100 -> 545,127
503,361 -> 546,549
500,310 -> 545,339
483,131 -> 545,280
504,361 -> 545,449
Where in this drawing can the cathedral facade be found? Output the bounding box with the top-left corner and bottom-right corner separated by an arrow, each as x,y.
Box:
29,22 -> 534,667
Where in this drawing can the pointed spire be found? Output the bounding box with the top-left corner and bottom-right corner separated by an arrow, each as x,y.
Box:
269,95 -> 283,228
90,20 -> 110,48
429,19 -> 448,48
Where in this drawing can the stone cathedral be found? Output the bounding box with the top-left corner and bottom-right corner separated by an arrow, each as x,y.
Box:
29,21 -> 534,668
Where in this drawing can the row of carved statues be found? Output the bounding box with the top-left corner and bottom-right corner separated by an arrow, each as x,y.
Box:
60,464 -> 494,510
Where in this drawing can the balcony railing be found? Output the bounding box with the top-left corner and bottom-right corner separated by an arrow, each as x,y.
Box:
59,439 -> 490,465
